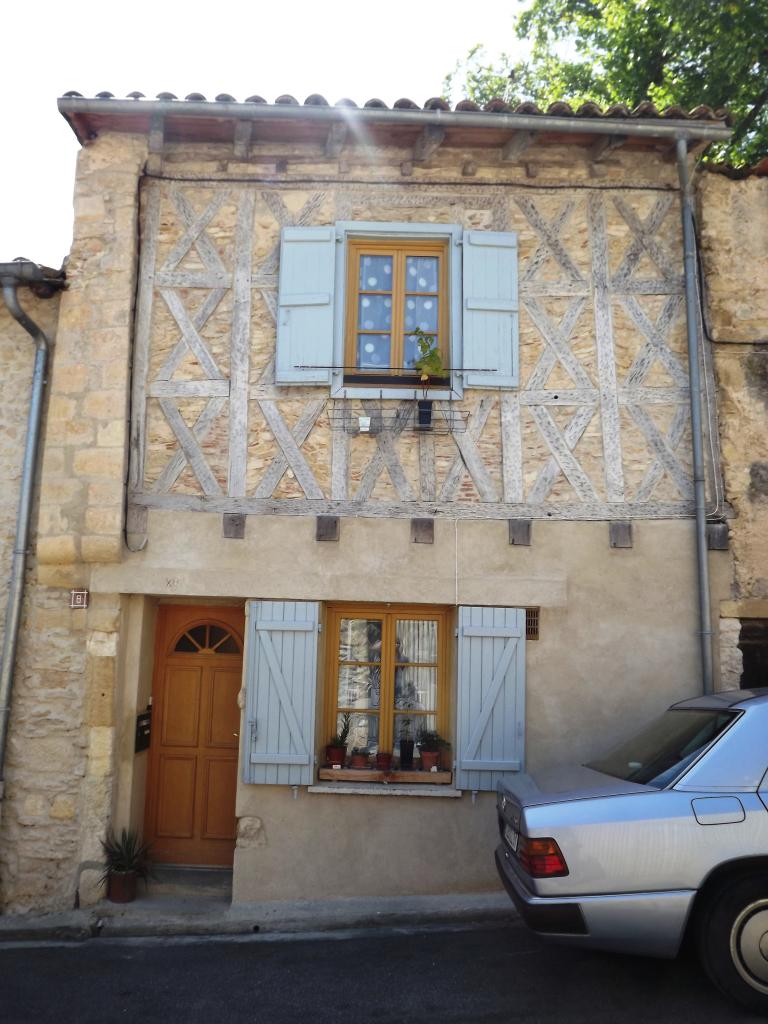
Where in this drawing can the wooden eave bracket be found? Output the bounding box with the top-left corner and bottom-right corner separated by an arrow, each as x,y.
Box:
590,134 -> 628,163
146,113 -> 165,174
413,124 -> 445,163
501,130 -> 537,161
233,120 -> 253,158
325,122 -> 348,159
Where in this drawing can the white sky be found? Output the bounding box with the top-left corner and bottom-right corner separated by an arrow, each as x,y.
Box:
1,1 -> 527,268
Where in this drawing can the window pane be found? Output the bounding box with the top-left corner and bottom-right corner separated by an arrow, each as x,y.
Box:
394,667 -> 437,711
358,294 -> 392,332
347,712 -> 379,754
357,334 -> 391,369
396,620 -> 437,664
174,633 -> 198,653
214,633 -> 240,654
403,296 -> 438,334
406,255 -> 438,293
394,714 -> 436,743
338,665 -> 381,709
358,254 -> 393,291
338,619 -> 382,662
188,624 -> 207,648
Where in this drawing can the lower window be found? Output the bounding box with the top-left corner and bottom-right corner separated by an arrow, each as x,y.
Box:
323,604 -> 450,773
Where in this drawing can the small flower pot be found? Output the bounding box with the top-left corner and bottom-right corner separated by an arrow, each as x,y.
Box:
375,752 -> 393,771
416,399 -> 433,430
420,750 -> 440,771
107,870 -> 138,903
326,744 -> 346,766
350,752 -> 370,769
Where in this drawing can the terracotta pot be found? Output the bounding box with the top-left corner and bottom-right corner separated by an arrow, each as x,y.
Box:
375,752 -> 393,771
350,752 -> 369,769
420,750 -> 440,771
326,744 -> 346,766
439,745 -> 452,772
107,870 -> 137,903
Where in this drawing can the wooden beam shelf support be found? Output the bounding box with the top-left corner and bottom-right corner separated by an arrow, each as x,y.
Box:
413,124 -> 445,163
501,130 -> 536,161
233,120 -> 253,158
590,134 -> 628,163
325,122 -> 348,159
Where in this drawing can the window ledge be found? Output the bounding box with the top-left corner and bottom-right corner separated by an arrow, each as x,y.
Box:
309,783 -> 462,798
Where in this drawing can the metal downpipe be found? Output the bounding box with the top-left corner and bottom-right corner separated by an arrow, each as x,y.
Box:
676,138 -> 714,694
0,278 -> 51,786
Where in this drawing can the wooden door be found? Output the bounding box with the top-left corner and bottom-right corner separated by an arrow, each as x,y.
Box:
145,605 -> 244,866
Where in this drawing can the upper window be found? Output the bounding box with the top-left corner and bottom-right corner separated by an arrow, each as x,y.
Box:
276,222 -> 519,398
344,238 -> 450,387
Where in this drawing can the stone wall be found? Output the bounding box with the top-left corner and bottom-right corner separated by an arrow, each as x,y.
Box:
698,174 -> 768,620
0,132 -> 146,912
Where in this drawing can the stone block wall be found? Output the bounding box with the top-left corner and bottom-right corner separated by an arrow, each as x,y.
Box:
698,172 -> 768,684
0,132 -> 146,912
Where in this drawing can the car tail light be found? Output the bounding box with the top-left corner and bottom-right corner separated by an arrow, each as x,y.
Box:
517,836 -> 569,878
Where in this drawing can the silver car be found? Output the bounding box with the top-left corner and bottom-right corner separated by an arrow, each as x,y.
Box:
495,688 -> 768,1011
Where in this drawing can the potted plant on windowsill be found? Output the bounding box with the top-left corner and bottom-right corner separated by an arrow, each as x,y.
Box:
412,329 -> 445,430
350,747 -> 370,769
100,828 -> 151,903
326,712 -> 351,767
417,728 -> 444,771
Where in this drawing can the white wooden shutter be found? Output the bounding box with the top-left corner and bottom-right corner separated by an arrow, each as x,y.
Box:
276,227 -> 336,384
462,230 -> 519,388
244,600 -> 319,786
456,606 -> 525,791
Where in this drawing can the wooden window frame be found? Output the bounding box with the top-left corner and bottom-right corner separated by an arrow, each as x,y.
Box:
343,238 -> 450,387
323,603 -> 451,766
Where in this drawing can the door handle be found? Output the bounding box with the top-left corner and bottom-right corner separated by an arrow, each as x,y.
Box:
233,732 -> 239,738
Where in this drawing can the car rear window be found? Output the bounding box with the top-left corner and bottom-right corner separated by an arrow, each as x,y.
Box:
586,709 -> 738,789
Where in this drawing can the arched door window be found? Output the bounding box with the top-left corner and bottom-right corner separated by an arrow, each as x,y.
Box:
172,622 -> 242,655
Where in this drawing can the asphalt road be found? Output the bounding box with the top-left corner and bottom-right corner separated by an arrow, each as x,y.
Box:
0,921 -> 761,1024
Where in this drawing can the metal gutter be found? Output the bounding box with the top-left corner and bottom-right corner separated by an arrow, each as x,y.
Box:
0,261 -> 64,788
57,97 -> 733,144
676,140 -> 714,694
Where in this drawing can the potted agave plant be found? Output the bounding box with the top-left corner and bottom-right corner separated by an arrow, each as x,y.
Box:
412,329 -> 445,430
326,712 -> 351,766
100,827 -> 151,903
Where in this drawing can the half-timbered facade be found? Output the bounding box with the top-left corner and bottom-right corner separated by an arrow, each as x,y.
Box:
0,93 -> 741,912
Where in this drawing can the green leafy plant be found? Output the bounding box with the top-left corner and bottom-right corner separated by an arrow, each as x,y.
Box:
100,828 -> 151,882
330,712 -> 352,747
412,328 -> 445,384
416,728 -> 444,752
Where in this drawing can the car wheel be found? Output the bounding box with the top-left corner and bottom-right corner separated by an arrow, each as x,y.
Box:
698,875 -> 768,1011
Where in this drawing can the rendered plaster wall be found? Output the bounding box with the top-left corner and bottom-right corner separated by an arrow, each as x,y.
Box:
0,133 -> 146,912
698,174 -> 768,642
94,512 -> 730,901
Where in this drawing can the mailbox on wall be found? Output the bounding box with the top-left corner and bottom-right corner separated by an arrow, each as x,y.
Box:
135,706 -> 152,753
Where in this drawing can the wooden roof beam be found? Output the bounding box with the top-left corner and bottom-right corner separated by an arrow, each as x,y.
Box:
325,122 -> 348,158
501,130 -> 537,161
590,133 -> 628,162
413,124 -> 445,162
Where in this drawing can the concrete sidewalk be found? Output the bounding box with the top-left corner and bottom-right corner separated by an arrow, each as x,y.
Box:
0,891 -> 517,943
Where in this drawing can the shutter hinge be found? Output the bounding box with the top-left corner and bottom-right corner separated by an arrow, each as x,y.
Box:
317,623 -> 323,633
454,627 -> 459,638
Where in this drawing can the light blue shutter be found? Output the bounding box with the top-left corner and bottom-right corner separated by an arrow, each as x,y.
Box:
244,600 -> 319,786
276,227 -> 336,384
462,231 -> 519,388
456,606 -> 525,791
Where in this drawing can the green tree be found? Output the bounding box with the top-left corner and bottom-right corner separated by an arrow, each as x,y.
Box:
444,1 -> 768,166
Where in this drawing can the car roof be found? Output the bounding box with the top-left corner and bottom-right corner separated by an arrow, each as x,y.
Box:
670,687 -> 768,710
